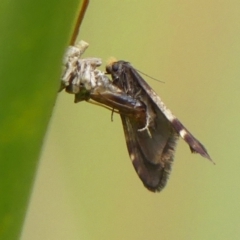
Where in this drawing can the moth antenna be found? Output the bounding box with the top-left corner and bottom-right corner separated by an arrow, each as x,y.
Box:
135,68 -> 165,84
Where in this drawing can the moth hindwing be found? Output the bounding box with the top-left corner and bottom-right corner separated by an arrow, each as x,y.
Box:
106,61 -> 213,192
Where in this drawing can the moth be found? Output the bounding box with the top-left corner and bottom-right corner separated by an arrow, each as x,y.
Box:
105,60 -> 213,192
60,42 -> 213,192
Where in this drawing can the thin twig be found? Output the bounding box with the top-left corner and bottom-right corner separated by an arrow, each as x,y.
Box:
70,0 -> 89,45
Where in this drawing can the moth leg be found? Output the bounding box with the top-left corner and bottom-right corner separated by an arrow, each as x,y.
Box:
137,105 -> 152,138
111,108 -> 115,121
87,99 -> 120,114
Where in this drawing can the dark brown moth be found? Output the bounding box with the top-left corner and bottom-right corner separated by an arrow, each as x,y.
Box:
60,42 -> 213,192
105,60 -> 213,192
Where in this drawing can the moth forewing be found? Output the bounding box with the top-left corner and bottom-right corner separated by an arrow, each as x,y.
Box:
106,60 -> 213,192
126,62 -> 213,162
120,115 -> 179,192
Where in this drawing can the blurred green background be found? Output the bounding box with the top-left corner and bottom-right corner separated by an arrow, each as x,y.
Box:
22,1 -> 240,239
0,0 -> 82,239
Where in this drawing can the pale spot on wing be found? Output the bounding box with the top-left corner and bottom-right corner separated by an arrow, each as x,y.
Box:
163,108 -> 175,121
179,129 -> 187,138
130,153 -> 135,162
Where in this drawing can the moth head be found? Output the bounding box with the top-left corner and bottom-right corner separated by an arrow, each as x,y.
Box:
106,57 -> 119,74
